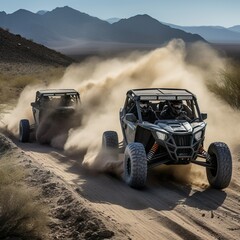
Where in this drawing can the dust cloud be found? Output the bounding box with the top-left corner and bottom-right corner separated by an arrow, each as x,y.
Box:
2,85 -> 40,134
2,39 -> 240,185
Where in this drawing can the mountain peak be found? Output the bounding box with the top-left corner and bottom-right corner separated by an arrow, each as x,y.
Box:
52,6 -> 80,13
116,14 -> 163,27
46,6 -> 90,19
12,9 -> 34,15
131,14 -> 159,21
134,14 -> 154,19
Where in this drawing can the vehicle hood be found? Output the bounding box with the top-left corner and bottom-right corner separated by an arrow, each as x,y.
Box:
141,120 -> 206,134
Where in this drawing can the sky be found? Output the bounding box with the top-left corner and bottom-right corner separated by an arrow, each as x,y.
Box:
0,0 -> 240,27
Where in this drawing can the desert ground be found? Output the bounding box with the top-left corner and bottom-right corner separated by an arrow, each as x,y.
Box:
1,126 -> 240,240
0,34 -> 240,239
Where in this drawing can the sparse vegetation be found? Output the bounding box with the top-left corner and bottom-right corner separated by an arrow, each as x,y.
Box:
0,63 -> 66,104
0,157 -> 49,239
0,135 -> 115,240
208,62 -> 240,109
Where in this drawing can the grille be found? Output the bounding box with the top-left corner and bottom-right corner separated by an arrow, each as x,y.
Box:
165,134 -> 196,161
173,135 -> 192,146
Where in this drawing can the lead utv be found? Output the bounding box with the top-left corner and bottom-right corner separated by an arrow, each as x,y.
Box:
102,88 -> 232,189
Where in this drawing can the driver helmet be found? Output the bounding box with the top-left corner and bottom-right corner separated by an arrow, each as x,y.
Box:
139,101 -> 150,115
168,100 -> 183,116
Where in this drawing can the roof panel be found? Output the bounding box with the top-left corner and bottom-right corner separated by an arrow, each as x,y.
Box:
159,89 -> 192,96
131,88 -> 193,97
132,89 -> 161,96
37,89 -> 79,95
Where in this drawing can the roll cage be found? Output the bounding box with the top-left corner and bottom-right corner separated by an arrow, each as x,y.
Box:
32,89 -> 81,109
122,88 -> 203,123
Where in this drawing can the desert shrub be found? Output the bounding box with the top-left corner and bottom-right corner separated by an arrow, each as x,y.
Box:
0,160 -> 25,185
0,160 -> 49,239
0,186 -> 49,239
0,137 -> 13,155
208,63 -> 240,109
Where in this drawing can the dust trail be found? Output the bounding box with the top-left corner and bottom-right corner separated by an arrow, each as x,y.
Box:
2,85 -> 42,133
2,40 -> 240,185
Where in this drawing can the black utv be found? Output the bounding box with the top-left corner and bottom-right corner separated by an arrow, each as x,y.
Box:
102,88 -> 232,189
19,89 -> 81,144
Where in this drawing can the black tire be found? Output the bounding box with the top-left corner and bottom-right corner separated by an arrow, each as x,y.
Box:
124,142 -> 147,189
102,131 -> 119,158
102,131 -> 119,149
206,142 -> 232,189
19,119 -> 30,143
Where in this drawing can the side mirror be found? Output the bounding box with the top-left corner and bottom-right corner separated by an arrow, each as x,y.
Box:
201,113 -> 207,120
125,113 -> 137,122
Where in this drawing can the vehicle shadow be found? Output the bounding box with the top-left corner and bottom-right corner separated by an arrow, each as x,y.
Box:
183,188 -> 227,210
68,161 -> 227,212
15,138 -> 227,212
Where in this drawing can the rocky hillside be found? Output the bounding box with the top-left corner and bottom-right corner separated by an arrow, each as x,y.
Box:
0,27 -> 74,104
0,27 -> 73,66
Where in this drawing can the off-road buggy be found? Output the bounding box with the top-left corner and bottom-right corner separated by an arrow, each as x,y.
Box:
19,89 -> 81,144
102,88 -> 232,189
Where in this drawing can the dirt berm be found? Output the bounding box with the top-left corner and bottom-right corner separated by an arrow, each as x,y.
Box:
0,133 -> 121,240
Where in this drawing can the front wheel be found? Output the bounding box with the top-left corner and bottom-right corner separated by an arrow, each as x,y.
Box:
206,142 -> 232,189
124,142 -> 147,189
19,119 -> 30,142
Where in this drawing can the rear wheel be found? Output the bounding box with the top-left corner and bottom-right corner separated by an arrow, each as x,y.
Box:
124,142 -> 147,189
19,119 -> 30,143
206,142 -> 232,189
102,131 -> 119,158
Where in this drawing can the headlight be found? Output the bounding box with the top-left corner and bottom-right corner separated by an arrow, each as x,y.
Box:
194,131 -> 202,141
156,132 -> 167,141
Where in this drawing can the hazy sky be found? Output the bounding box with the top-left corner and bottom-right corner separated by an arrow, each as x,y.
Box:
1,0 -> 240,27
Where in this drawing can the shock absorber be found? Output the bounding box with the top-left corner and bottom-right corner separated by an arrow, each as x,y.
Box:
147,142 -> 159,161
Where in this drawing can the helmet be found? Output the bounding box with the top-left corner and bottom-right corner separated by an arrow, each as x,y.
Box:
168,100 -> 183,116
139,101 -> 150,115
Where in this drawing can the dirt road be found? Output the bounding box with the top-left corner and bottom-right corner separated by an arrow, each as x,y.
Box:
10,137 -> 240,240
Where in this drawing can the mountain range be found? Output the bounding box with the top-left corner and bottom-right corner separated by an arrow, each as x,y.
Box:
1,6 -> 240,55
105,18 -> 240,44
0,6 -> 205,54
166,23 -> 240,44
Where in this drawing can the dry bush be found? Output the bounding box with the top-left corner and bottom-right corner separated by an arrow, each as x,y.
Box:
208,63 -> 240,109
0,186 -> 49,239
0,160 -> 25,185
0,160 -> 49,239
